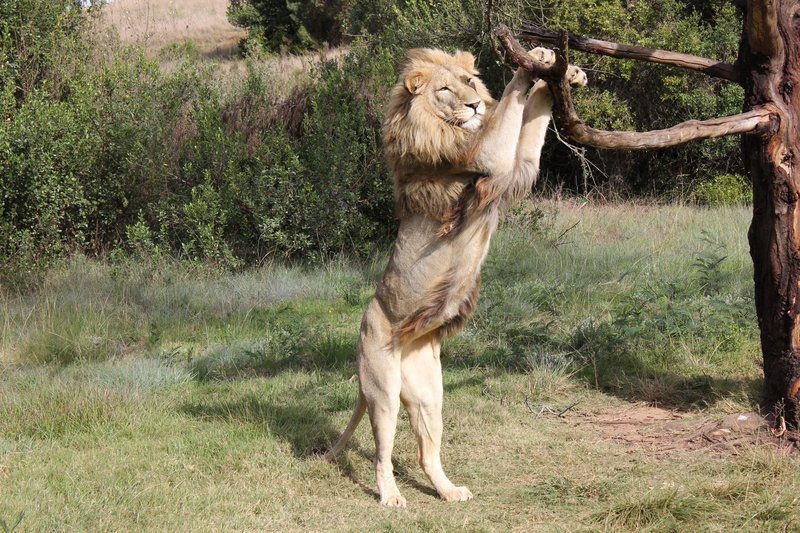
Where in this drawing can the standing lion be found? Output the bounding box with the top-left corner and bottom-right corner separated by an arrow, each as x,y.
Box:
324,46 -> 587,507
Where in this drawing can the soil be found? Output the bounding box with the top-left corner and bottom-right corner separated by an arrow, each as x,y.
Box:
567,404 -> 800,456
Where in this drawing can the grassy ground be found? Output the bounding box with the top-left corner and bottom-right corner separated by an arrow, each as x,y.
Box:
3,201 -> 798,531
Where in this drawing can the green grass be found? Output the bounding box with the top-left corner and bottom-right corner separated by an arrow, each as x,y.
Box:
2,201 -> 797,531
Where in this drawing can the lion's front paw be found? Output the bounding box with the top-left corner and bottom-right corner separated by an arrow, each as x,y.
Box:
440,485 -> 474,502
380,493 -> 407,508
567,65 -> 588,87
527,47 -> 556,67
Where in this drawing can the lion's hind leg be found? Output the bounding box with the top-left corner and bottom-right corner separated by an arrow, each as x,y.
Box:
400,331 -> 473,502
358,299 -> 406,507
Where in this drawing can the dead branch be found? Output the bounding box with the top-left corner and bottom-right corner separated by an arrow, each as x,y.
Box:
497,28 -> 778,150
520,24 -> 742,84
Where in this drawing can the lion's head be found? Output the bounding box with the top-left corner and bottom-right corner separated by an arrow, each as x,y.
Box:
382,48 -> 495,166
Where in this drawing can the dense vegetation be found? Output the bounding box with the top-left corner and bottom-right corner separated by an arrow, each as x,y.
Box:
1,0 -> 749,288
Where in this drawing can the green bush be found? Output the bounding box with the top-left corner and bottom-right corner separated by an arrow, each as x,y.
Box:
0,0 -> 400,287
693,174 -> 752,206
0,0 -> 752,289
228,0 -> 350,51
292,45 -> 396,255
171,45 -> 396,260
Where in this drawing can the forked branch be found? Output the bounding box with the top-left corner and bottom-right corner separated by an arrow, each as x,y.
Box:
496,27 -> 777,150
520,24 -> 742,84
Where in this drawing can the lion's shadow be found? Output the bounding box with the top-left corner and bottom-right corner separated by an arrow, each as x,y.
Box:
180,390 -> 338,457
178,385 -> 442,500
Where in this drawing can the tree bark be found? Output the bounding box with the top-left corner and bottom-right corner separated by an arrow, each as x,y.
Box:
742,0 -> 800,419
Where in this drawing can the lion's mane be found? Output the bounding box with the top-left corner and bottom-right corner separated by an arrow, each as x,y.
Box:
381,49 -> 496,222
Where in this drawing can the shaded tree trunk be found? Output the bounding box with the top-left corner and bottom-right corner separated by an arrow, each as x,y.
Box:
742,0 -> 800,419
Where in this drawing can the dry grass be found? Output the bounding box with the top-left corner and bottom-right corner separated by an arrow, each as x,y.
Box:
96,0 -> 346,92
100,0 -> 245,58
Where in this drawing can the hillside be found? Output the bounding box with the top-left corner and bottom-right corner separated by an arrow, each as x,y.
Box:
99,0 -> 246,58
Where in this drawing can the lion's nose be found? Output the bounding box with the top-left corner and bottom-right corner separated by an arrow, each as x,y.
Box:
465,101 -> 480,111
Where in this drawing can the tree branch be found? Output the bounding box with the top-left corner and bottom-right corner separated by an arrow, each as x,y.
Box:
556,106 -> 776,150
493,25 -> 561,79
496,27 -> 777,150
520,23 -> 742,84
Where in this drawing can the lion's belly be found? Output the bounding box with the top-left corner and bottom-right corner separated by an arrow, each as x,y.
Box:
376,210 -> 499,336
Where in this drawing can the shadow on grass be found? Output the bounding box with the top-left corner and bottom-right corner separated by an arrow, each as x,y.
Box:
187,330 -> 357,382
440,318 -> 763,412
572,344 -> 765,412
180,389 -> 342,457
178,381 -> 459,501
178,388 -> 384,499
590,369 -> 763,411
202,41 -> 242,61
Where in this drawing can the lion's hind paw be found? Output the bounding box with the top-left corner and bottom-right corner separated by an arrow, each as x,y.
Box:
380,494 -> 407,508
440,485 -> 474,502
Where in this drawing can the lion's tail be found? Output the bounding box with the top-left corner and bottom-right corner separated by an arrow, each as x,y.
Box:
322,389 -> 367,461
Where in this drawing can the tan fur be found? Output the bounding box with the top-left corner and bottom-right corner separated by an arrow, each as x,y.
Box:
383,49 -> 495,221
395,268 -> 456,343
438,275 -> 481,338
324,47 -> 588,508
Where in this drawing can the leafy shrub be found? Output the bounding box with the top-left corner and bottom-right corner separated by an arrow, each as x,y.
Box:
228,0 -> 350,51
291,45 -> 396,255
0,0 -> 752,288
0,0 -> 399,287
124,213 -> 161,260
180,178 -> 240,268
0,93 -> 104,281
167,44 -> 396,260
693,173 -> 752,206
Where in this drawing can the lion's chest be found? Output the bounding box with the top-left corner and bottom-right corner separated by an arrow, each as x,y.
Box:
377,208 -> 499,335
393,166 -> 477,221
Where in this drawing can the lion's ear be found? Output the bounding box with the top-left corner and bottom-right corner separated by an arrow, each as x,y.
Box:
453,51 -> 476,73
404,70 -> 428,94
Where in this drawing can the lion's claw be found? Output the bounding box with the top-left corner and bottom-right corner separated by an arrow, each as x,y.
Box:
567,65 -> 588,87
527,47 -> 556,67
440,485 -> 474,502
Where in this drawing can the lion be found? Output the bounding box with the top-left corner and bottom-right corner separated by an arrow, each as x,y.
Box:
323,46 -> 587,507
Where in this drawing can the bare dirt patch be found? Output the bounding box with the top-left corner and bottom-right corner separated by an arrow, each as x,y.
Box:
569,404 -> 797,456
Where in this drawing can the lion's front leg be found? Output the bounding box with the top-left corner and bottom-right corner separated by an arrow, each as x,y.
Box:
501,64 -> 589,206
465,49 -> 553,177
400,331 -> 473,502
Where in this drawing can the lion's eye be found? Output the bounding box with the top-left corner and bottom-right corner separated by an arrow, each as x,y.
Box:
437,87 -> 450,93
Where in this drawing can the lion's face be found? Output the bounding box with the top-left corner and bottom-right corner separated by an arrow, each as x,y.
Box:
383,49 -> 496,166
404,57 -> 491,133
407,64 -> 488,132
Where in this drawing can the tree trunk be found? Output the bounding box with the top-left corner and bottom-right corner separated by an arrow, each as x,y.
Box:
501,0 -> 800,424
742,0 -> 800,420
